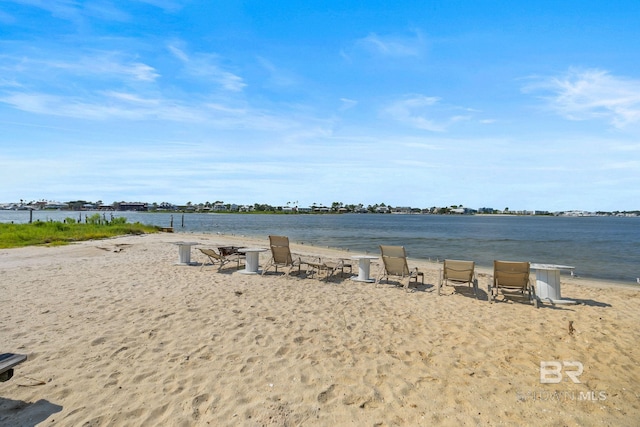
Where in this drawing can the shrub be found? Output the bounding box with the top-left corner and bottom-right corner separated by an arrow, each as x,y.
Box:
87,213 -> 102,225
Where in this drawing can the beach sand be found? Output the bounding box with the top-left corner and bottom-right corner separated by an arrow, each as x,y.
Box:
1,232 -> 639,426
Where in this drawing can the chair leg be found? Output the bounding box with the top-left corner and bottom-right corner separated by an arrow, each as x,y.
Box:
261,262 -> 273,276
374,272 -> 382,288
200,256 -> 215,271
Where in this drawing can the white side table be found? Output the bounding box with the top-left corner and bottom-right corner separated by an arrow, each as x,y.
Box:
173,241 -> 199,265
351,255 -> 378,282
238,248 -> 268,274
530,263 -> 576,305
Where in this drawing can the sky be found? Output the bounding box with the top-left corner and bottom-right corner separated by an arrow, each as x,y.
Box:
1,1 -> 639,211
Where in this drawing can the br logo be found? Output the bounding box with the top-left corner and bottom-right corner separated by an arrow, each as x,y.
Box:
540,361 -> 583,384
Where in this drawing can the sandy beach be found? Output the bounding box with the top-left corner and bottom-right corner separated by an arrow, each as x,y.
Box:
1,232 -> 639,426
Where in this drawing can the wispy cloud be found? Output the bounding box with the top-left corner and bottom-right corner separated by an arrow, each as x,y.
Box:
382,95 -> 471,132
0,78 -> 22,88
523,68 -> 640,128
6,0 -> 83,22
5,0 -> 131,24
5,0 -> 181,23
602,160 -> 640,170
0,45 -> 259,124
168,44 -> 246,92
0,8 -> 16,24
0,91 -> 302,130
0,92 -> 183,120
256,56 -> 298,88
79,55 -> 159,82
339,98 -> 358,111
134,0 -> 185,12
0,51 -> 159,83
354,30 -> 426,58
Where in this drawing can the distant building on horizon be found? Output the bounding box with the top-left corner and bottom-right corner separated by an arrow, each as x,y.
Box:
117,202 -> 148,211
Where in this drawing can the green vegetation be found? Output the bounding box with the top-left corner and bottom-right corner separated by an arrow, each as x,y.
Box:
0,218 -> 159,249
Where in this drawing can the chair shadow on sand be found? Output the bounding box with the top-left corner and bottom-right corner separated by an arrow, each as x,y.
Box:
542,298 -> 611,309
375,279 -> 434,293
412,282 -> 435,293
443,283 -> 478,298
198,262 -> 245,275
476,287 -> 612,310
0,397 -> 63,426
569,298 -> 611,308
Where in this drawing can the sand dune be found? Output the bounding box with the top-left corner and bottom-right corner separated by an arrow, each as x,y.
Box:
1,232 -> 639,426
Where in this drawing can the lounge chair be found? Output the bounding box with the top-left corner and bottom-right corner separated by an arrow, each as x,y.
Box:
261,235 -> 303,276
438,259 -> 478,298
0,353 -> 27,382
334,258 -> 353,278
304,257 -> 346,282
490,260 -> 538,307
375,245 -> 424,291
198,247 -> 244,271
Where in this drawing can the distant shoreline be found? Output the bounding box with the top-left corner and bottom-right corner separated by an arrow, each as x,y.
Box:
2,211 -> 638,284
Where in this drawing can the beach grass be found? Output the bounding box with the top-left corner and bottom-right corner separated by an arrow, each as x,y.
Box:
0,217 -> 159,249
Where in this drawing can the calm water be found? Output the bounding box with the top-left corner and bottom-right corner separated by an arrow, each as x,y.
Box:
2,211 -> 639,284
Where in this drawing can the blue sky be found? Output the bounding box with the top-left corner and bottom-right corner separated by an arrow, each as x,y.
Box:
1,1 -> 639,211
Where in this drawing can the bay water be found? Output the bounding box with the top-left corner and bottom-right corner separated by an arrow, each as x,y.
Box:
2,210 -> 638,284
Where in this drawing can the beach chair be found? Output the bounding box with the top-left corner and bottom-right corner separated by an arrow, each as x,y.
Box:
304,257 -> 346,282
336,258 -> 353,278
261,235 -> 303,276
438,259 -> 478,298
490,260 -> 538,307
198,247 -> 244,271
375,245 -> 424,291
217,246 -> 241,257
0,353 -> 27,382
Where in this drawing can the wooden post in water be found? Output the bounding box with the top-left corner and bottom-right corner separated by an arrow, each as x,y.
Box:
181,214 -> 185,228
170,215 -> 174,228
29,209 -> 33,224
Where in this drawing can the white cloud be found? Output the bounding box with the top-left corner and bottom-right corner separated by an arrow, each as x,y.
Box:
0,78 -> 22,88
0,91 -> 203,121
0,86 -> 308,131
168,43 -> 246,92
602,160 -> 640,170
0,9 -> 16,24
167,44 -> 189,62
84,2 -> 130,22
339,98 -> 358,111
102,91 -> 161,105
6,0 -> 133,24
256,56 -> 298,88
1,51 -> 159,83
523,68 -> 640,128
355,30 -> 426,58
134,0 -> 184,12
7,0 -> 82,21
383,95 -> 471,132
80,57 -> 160,82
